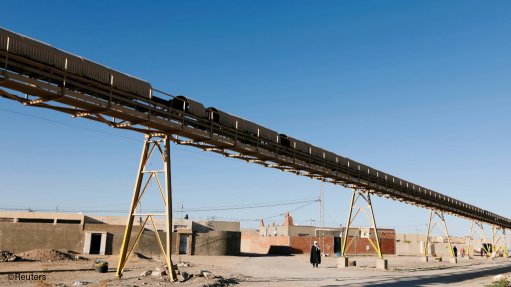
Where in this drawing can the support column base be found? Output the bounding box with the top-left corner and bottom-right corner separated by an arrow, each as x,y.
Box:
420,256 -> 429,262
376,259 -> 388,270
337,257 -> 356,268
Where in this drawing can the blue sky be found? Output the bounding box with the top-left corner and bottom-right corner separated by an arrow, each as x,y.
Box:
1,1 -> 510,236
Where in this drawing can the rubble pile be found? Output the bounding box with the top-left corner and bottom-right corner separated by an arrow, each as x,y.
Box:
0,250 -> 18,262
137,266 -> 241,286
18,249 -> 76,262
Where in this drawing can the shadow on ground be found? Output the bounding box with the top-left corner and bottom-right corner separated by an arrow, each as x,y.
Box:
239,252 -> 294,257
322,263 -> 511,287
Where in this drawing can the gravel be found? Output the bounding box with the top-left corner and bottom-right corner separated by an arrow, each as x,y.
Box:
17,249 -> 77,262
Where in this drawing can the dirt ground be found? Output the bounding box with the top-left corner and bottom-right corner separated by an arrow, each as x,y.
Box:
1,253 -> 510,286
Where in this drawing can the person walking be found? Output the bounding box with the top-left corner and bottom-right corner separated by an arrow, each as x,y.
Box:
310,241 -> 321,268
453,245 -> 458,257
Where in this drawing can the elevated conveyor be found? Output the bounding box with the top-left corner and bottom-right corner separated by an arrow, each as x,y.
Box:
0,27 -> 509,230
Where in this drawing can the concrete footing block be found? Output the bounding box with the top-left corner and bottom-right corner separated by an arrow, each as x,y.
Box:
337,257 -> 348,268
337,257 -> 356,268
449,257 -> 458,264
376,259 -> 388,270
420,256 -> 429,262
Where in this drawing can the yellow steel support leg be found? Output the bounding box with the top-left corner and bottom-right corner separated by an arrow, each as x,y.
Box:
341,189 -> 356,257
366,192 -> 383,258
492,226 -> 497,257
501,229 -> 507,257
467,221 -> 474,258
504,229 -> 508,258
119,216 -> 149,272
116,136 -> 150,278
149,216 -> 169,264
493,226 -> 496,253
475,222 -> 490,257
424,210 -> 434,257
438,212 -> 454,258
163,136 -> 177,280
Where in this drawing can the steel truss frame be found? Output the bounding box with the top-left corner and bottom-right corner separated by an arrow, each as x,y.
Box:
474,222 -> 490,256
424,210 -> 454,258
115,135 -> 177,281
341,189 -> 383,258
468,222 -> 507,258
491,226 -> 507,257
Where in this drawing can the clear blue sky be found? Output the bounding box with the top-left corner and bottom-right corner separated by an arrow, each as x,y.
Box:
1,1 -> 510,236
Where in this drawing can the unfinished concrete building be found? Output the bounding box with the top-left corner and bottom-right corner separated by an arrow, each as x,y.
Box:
0,212 -> 240,256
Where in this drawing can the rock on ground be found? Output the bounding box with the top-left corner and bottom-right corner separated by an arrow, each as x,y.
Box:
0,250 -> 18,262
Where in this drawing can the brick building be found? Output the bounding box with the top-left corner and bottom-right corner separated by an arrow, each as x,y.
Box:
242,213 -> 395,255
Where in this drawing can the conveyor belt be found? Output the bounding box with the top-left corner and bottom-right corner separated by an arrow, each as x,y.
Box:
0,27 -> 509,229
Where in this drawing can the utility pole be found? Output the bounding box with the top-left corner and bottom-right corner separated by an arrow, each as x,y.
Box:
320,183 -> 325,228
319,183 -> 326,252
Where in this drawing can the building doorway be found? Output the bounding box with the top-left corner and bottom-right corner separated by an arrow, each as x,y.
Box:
334,237 -> 341,254
84,231 -> 108,255
90,233 -> 102,254
179,234 -> 188,254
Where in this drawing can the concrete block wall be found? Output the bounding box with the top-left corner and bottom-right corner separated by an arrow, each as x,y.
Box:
396,240 -> 423,255
193,231 -> 240,256
137,231 -> 241,256
196,221 -> 240,232
135,231 -> 177,256
0,222 -> 84,253
0,222 -> 155,256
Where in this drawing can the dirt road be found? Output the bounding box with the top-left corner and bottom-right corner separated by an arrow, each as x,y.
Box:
1,254 -> 510,286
